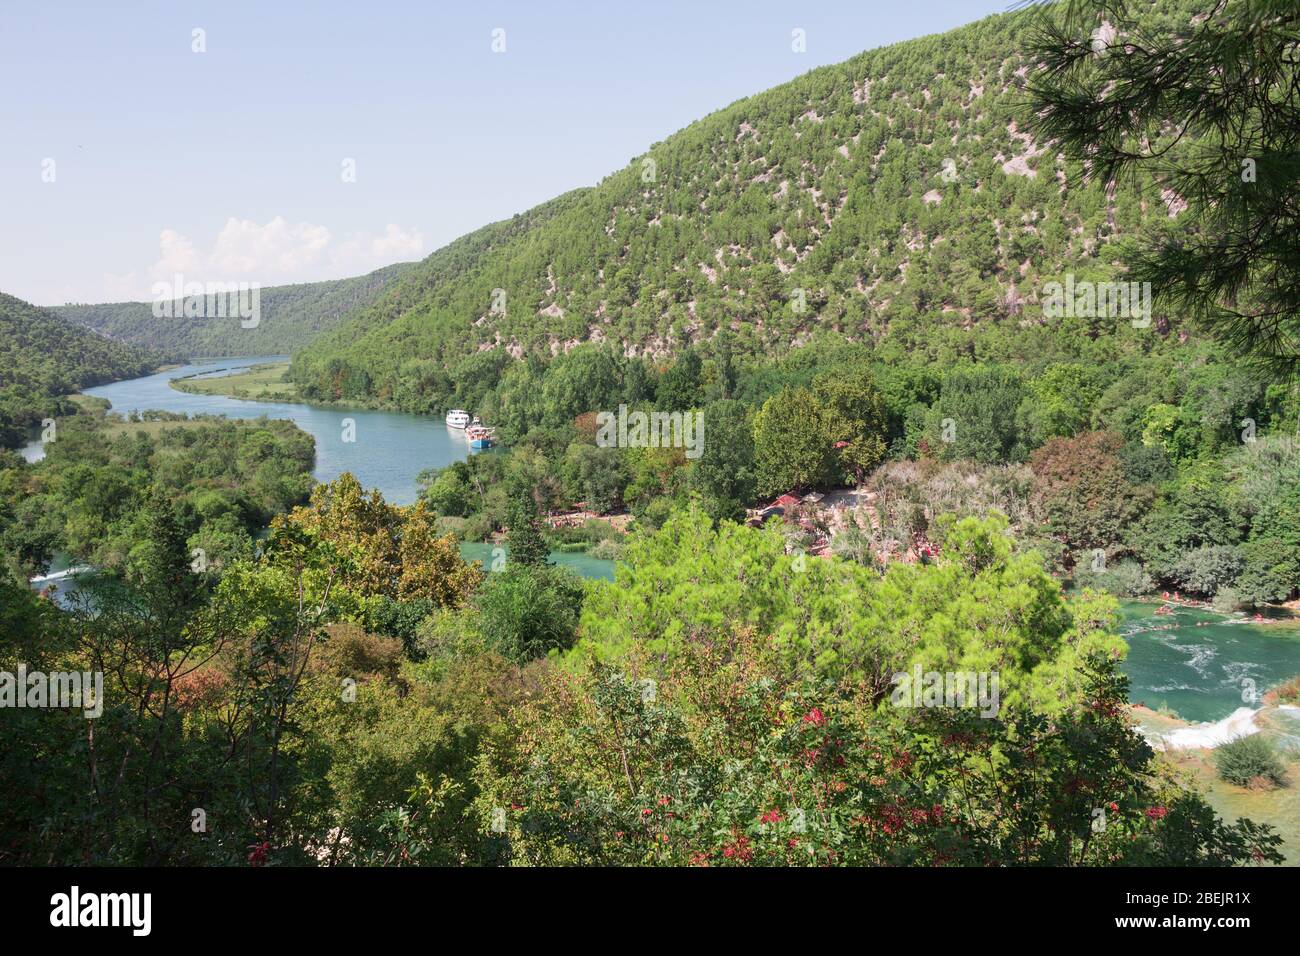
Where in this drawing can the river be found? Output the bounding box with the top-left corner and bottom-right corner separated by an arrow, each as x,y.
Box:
25,360 -> 1299,723
29,356 -> 617,579
77,355 -> 471,506
1120,602 -> 1300,724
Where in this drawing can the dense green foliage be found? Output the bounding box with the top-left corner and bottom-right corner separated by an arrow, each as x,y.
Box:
0,414 -> 315,579
477,633 -> 1275,866
291,0 -> 1207,414
54,263 -> 412,361
0,292 -> 159,449
280,0 -> 1297,608
1028,0 -> 1300,375
1,488 -> 1284,866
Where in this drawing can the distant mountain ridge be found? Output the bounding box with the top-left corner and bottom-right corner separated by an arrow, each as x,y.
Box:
54,262 -> 414,360
286,0 -> 1202,410
0,292 -> 161,447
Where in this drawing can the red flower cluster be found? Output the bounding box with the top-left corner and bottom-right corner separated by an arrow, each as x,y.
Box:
721,835 -> 753,862
759,808 -> 782,825
1146,806 -> 1168,820
247,841 -> 270,866
862,802 -> 945,836
802,707 -> 826,727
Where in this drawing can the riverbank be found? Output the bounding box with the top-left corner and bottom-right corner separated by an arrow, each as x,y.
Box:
168,359 -> 407,412
170,360 -> 301,402
1134,703 -> 1300,864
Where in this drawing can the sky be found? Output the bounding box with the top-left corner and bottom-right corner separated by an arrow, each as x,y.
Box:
0,0 -> 1010,306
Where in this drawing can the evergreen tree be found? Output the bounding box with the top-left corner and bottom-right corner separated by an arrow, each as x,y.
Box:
1027,0 -> 1300,375
507,487 -> 549,567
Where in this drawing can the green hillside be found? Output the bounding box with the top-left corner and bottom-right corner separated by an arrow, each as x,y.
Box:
54,262 -> 413,360
288,1 -> 1201,411
0,292 -> 161,448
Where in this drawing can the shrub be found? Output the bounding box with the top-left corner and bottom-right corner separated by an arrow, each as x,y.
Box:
1211,586 -> 1244,614
362,596 -> 436,659
317,623 -> 405,685
1213,735 -> 1286,789
1171,545 -> 1244,598
474,564 -> 584,662
589,538 -> 622,561
1073,558 -> 1154,598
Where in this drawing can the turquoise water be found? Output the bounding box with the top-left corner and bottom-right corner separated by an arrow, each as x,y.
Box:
79,356 -> 481,505
459,542 -> 615,581
1120,602 -> 1300,723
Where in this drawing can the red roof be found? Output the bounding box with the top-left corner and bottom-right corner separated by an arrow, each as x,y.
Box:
774,494 -> 802,508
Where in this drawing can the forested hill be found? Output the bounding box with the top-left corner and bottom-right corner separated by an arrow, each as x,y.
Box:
287,0 -> 1201,410
54,262 -> 413,359
0,292 -> 161,447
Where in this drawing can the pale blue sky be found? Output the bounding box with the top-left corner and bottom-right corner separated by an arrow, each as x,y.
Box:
0,0 -> 1008,306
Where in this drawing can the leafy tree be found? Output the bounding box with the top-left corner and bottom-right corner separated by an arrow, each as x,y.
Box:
657,348 -> 703,411
285,472 -> 482,605
1234,484 -> 1300,604
539,346 -> 624,427
927,366 -> 1030,464
815,366 -> 889,483
562,444 -> 627,515
423,462 -> 475,517
752,387 -> 833,495
1129,473 -> 1243,582
1171,545 -> 1245,598
688,399 -> 756,521
1030,431 -> 1153,554
1028,363 -> 1104,441
1119,440 -> 1174,486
